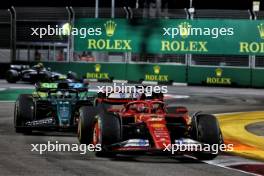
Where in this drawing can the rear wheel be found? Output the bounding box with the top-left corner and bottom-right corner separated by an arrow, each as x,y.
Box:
191,114 -> 222,160
77,106 -> 98,144
92,110 -> 121,157
6,70 -> 19,83
14,94 -> 34,133
97,92 -> 106,99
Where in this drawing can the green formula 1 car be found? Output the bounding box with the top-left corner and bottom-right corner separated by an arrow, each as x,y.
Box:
14,82 -> 94,133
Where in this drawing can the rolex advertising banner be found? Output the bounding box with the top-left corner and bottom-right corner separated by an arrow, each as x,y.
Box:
74,18 -> 264,55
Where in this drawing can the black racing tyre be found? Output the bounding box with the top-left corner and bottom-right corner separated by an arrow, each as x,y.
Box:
42,72 -> 52,82
14,94 -> 34,133
94,101 -> 111,110
97,92 -> 106,99
77,106 -> 98,145
93,108 -> 121,157
191,114 -> 222,160
6,70 -> 19,83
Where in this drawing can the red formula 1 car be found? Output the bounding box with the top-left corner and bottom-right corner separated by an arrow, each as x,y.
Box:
78,94 -> 223,160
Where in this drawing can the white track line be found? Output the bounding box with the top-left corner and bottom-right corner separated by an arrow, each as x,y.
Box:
164,94 -> 190,99
208,111 -> 264,176
113,80 -> 128,83
172,82 -> 188,86
205,161 -> 262,176
88,89 -> 98,92
9,87 -> 34,89
186,155 -> 262,176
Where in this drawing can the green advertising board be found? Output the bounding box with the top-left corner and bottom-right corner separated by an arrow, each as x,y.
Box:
27,61 -> 264,87
74,18 -> 264,55
187,66 -> 251,86
126,64 -> 186,83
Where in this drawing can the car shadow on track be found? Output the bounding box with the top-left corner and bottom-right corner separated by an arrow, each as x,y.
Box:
108,154 -> 202,164
22,131 -> 77,137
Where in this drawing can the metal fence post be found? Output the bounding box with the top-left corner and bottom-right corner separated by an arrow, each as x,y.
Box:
94,0 -> 99,63
111,0 -> 115,18
10,6 -> 16,63
190,0 -> 193,8
8,9 -> 12,63
156,0 -> 161,17
95,0 -> 99,18
250,9 -> 256,87
70,7 -> 75,62
124,7 -> 131,80
66,7 -> 71,63
185,8 -> 192,83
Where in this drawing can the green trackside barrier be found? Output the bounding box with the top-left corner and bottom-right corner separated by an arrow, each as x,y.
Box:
75,18 -> 264,56
126,63 -> 186,83
26,62 -> 263,87
39,62 -> 127,81
35,62 -> 187,83
188,66 -> 251,86
252,69 -> 264,88
0,89 -> 97,101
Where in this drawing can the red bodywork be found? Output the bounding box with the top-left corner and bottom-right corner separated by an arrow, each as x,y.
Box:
106,100 -> 191,151
95,91 -> 164,105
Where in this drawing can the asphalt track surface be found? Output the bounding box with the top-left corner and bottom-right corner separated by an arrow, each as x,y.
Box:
246,122 -> 264,136
0,80 -> 264,176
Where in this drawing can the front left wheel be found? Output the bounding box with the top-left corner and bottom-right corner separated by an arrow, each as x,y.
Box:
6,70 -> 19,83
191,114 -> 223,160
77,106 -> 98,145
92,109 -> 121,157
14,94 -> 34,133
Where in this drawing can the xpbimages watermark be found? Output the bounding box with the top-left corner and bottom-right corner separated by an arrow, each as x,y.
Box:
30,141 -> 101,155
30,24 -> 102,38
163,22 -> 234,39
97,83 -> 168,96
163,142 -> 234,155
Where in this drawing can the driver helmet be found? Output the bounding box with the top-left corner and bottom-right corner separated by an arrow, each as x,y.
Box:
137,103 -> 148,113
34,62 -> 44,70
37,62 -> 44,68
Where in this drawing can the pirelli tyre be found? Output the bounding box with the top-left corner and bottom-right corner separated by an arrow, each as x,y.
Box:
97,92 -> 106,99
14,94 -> 34,133
6,70 -> 19,83
191,114 -> 223,160
92,108 -> 121,157
77,106 -> 98,145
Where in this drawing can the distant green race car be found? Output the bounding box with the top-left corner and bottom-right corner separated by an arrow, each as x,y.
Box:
14,82 -> 94,133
